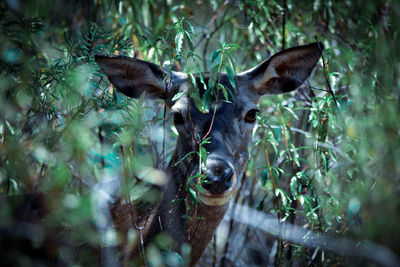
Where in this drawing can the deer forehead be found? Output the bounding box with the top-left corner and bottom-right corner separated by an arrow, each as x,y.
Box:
172,98 -> 257,126
171,76 -> 258,116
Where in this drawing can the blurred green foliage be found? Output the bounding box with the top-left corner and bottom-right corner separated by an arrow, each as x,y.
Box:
0,0 -> 399,266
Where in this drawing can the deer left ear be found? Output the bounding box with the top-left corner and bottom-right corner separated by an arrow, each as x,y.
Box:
240,42 -> 323,95
95,55 -> 185,102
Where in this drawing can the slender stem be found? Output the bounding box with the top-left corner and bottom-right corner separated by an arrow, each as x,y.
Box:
264,144 -> 283,266
264,146 -> 280,220
154,47 -> 169,169
202,97 -> 218,142
194,0 -> 231,49
212,233 -> 217,267
315,37 -> 338,108
220,173 -> 247,266
33,163 -> 46,192
278,106 -> 295,172
98,126 -> 105,168
201,8 -> 234,69
202,44 -> 225,142
282,0 -> 287,49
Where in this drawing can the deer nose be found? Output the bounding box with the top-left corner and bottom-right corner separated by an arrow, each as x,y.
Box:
201,163 -> 234,195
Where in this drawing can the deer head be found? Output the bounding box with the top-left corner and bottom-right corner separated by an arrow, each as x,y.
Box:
95,42 -> 323,265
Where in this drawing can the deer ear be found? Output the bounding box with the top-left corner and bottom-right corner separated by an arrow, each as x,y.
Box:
240,42 -> 323,95
95,55 -> 178,99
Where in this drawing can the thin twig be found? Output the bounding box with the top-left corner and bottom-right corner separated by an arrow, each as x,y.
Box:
264,144 -> 283,266
278,106 -> 295,174
219,173 -> 247,267
194,0 -> 231,49
212,233 -> 217,267
293,77 -> 329,92
98,126 -> 105,168
315,37 -> 338,108
33,163 -> 46,192
202,9 -> 237,70
153,47 -> 170,169
282,0 -> 287,49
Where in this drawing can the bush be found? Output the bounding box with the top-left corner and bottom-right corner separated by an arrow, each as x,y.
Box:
0,1 -> 399,266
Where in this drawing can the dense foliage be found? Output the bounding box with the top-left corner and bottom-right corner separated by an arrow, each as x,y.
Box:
0,0 -> 399,266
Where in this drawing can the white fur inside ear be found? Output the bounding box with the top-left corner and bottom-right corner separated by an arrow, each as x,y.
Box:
237,43 -> 322,96
171,71 -> 188,80
257,62 -> 279,88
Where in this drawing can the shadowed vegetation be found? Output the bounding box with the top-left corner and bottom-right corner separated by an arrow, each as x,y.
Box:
0,0 -> 399,266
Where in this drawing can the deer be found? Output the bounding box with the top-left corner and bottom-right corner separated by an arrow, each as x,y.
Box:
94,42 -> 324,266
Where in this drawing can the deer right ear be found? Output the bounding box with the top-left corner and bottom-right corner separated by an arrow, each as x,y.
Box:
95,55 -> 180,100
239,42 -> 323,96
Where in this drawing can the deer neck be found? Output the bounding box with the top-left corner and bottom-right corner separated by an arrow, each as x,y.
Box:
151,146 -> 230,264
187,202 -> 229,264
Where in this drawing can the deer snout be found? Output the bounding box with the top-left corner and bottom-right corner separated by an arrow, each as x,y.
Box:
198,159 -> 237,206
202,167 -> 233,195
201,161 -> 234,195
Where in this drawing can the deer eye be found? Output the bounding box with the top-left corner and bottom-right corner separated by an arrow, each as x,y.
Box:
173,112 -> 185,126
244,109 -> 259,123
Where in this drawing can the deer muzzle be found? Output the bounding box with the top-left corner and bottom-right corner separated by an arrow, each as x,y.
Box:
198,158 -> 237,206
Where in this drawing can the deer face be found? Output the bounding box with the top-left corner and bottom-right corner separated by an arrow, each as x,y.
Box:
95,42 -> 323,206
168,74 -> 260,206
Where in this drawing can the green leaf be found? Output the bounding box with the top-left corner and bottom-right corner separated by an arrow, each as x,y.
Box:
189,187 -> 198,203
220,84 -> 229,101
172,91 -> 185,102
291,144 -> 300,167
255,139 -> 264,147
199,146 -> 207,164
256,194 -> 267,211
200,137 -> 212,145
260,169 -> 268,187
314,169 -> 323,184
226,53 -> 237,72
174,151 -> 195,166
201,89 -> 213,113
283,106 -> 299,120
188,173 -> 202,184
312,119 -> 319,128
321,152 -> 328,173
184,31 -> 194,51
225,43 -> 240,49
271,166 -> 283,176
274,126 -> 281,143
210,49 -> 220,64
142,34 -> 153,46
225,66 -> 236,89
197,69 -> 207,90
276,189 -> 291,206
290,176 -> 298,198
188,73 -> 205,113
185,20 -> 195,34
5,120 -> 15,135
168,198 -> 184,210
191,93 -> 204,113
175,32 -> 184,54
188,72 -> 196,87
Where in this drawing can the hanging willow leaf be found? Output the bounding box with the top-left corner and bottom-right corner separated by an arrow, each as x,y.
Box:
175,32 -> 184,54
